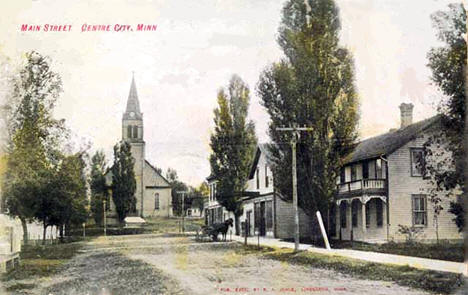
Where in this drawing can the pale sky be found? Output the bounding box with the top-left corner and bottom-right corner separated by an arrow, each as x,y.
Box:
0,0 -> 457,186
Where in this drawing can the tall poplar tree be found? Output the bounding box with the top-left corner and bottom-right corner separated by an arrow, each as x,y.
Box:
209,75 -> 257,234
257,0 -> 359,231
90,150 -> 108,225
111,141 -> 137,223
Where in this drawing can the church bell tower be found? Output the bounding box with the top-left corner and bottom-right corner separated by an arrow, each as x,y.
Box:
122,74 -> 145,216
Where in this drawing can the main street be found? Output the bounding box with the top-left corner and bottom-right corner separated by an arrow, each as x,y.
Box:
14,234 -> 433,295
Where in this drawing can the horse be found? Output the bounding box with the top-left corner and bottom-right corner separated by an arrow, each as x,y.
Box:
201,218 -> 233,241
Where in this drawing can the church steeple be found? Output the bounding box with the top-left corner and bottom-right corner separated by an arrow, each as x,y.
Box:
123,74 -> 142,120
122,74 -> 144,142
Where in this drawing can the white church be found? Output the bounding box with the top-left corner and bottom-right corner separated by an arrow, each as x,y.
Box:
105,76 -> 173,223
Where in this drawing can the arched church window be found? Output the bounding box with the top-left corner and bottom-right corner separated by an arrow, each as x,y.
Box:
154,193 -> 160,210
133,126 -> 138,139
127,125 -> 132,139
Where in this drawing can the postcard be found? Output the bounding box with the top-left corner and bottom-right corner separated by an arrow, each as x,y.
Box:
0,1 -> 466,294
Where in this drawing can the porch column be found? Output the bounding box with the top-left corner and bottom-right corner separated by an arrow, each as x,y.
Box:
361,201 -> 367,233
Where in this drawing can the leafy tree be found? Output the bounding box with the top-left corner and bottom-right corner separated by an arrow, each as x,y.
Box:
166,168 -> 189,216
209,75 -> 257,235
90,150 -> 108,225
257,0 -> 359,233
191,182 -> 209,213
1,51 -> 65,244
37,152 -> 88,243
424,3 -> 466,232
111,141 -> 137,223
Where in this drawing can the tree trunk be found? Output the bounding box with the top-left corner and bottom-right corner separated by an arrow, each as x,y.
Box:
234,213 -> 241,236
20,217 -> 28,245
42,222 -> 47,245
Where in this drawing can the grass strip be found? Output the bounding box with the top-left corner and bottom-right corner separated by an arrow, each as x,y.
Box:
243,245 -> 463,294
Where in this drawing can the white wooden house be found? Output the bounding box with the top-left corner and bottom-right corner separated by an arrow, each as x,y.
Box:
332,103 -> 462,243
206,144 -> 312,239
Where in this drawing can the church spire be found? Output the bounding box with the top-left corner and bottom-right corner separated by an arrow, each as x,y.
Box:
124,73 -> 142,119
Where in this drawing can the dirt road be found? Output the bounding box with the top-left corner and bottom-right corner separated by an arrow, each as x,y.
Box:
33,234 -> 432,295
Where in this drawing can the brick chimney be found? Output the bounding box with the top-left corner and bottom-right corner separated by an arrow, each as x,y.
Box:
399,103 -> 413,128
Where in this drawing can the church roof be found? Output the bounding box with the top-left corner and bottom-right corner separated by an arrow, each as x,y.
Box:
145,160 -> 171,186
123,75 -> 142,120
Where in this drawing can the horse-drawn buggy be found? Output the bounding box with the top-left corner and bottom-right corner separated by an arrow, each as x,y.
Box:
197,218 -> 233,242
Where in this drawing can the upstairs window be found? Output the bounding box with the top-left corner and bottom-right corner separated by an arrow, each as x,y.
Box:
133,126 -> 138,139
362,161 -> 369,179
256,167 -> 260,189
340,167 -> 346,183
265,165 -> 269,188
213,183 -> 217,200
376,159 -> 383,178
351,165 -> 357,181
411,148 -> 425,177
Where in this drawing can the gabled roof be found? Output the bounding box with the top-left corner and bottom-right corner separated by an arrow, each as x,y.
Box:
248,143 -> 273,179
123,75 -> 142,120
344,115 -> 441,164
145,160 -> 170,186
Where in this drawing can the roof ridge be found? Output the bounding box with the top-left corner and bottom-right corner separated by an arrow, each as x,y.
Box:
344,115 -> 440,164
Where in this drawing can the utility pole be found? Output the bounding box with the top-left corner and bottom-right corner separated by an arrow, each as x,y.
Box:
276,124 -> 313,252
177,191 -> 189,233
103,199 -> 107,237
